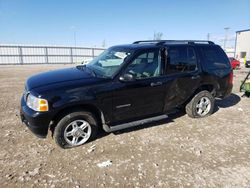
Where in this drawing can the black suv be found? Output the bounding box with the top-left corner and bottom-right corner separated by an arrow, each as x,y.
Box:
20,40 -> 233,148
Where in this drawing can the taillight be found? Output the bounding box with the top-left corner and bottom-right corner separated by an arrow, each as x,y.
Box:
229,71 -> 233,85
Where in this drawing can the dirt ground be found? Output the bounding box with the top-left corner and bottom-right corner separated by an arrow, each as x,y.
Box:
0,64 -> 249,188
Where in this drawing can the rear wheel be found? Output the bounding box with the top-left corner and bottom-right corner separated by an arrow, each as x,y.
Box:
54,111 -> 98,149
185,90 -> 214,118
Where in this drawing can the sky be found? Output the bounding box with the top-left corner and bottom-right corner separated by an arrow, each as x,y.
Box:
0,0 -> 249,48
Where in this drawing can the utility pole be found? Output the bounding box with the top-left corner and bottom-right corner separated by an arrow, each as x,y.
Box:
74,31 -> 77,48
207,33 -> 210,41
223,27 -> 230,50
102,39 -> 106,48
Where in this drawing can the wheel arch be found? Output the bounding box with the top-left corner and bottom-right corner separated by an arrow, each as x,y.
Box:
50,104 -> 104,134
182,84 -> 216,107
195,84 -> 216,96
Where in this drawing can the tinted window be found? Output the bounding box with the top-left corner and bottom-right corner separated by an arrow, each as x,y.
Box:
166,46 -> 197,74
201,46 -> 230,69
125,50 -> 161,79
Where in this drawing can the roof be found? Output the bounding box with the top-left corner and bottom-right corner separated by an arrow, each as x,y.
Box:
110,43 -> 159,50
133,40 -> 214,45
236,29 -> 250,33
110,40 -> 215,50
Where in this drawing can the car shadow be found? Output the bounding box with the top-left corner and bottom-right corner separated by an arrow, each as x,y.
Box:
96,93 -> 241,139
214,93 -> 241,112
95,110 -> 186,138
113,111 -> 187,135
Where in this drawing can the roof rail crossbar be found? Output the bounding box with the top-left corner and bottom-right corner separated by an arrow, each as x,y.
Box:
133,40 -> 214,45
185,40 -> 214,44
133,40 -> 164,44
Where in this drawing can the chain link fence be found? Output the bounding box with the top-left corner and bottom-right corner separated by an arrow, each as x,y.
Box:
0,45 -> 105,65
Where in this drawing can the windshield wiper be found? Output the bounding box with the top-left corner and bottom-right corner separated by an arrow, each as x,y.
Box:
76,65 -> 97,77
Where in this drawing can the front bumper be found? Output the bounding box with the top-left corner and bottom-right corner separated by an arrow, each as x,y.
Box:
20,96 -> 52,138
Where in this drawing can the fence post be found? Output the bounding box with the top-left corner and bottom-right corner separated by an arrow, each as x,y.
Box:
18,46 -> 23,64
44,47 -> 48,64
92,48 -> 95,59
70,47 -> 73,64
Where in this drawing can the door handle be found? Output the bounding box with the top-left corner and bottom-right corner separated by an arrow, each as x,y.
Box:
191,75 -> 200,80
151,82 -> 162,87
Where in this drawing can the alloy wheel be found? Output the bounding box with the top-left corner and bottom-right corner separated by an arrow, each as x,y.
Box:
64,120 -> 91,146
196,97 -> 211,116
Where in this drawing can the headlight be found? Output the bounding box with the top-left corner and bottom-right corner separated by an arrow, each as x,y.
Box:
26,93 -> 49,112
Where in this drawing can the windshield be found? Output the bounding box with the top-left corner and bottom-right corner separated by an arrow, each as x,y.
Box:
86,48 -> 133,78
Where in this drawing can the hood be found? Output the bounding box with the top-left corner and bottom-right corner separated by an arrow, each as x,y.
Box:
26,67 -> 96,90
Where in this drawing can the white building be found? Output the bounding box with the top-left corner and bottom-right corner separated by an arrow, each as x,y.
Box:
235,29 -> 250,62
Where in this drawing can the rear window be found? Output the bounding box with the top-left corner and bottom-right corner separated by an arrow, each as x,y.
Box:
201,46 -> 230,70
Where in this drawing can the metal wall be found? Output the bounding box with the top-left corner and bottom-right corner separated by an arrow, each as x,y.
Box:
235,29 -> 250,62
0,45 -> 105,65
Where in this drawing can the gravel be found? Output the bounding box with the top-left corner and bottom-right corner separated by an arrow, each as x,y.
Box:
0,65 -> 249,187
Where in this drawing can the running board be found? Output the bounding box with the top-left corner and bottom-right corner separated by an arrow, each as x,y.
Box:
102,114 -> 168,132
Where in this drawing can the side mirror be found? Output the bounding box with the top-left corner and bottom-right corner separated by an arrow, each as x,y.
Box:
119,73 -> 136,82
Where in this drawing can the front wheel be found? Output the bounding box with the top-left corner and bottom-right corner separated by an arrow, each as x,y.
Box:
54,111 -> 98,149
185,90 -> 214,118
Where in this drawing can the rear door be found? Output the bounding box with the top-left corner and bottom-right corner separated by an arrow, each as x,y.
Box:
163,45 -> 201,110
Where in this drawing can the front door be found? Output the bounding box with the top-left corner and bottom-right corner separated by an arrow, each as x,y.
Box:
111,49 -> 168,124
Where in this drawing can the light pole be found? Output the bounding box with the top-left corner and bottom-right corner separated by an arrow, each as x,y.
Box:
224,27 -> 230,50
74,31 -> 76,47
70,26 -> 77,47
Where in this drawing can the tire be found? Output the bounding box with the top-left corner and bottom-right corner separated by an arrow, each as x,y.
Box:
54,111 -> 98,149
185,90 -> 214,118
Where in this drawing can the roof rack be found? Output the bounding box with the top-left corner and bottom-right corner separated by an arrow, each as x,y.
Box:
133,40 -> 164,44
133,40 -> 214,45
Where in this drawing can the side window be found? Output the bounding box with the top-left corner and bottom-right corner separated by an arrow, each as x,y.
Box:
125,50 -> 161,79
166,46 -> 197,74
201,46 -> 230,69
